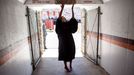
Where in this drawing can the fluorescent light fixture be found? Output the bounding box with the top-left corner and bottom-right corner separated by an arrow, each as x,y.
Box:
18,0 -> 26,3
103,0 -> 111,3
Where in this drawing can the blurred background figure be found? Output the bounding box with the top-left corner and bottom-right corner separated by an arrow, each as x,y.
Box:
42,12 -> 47,49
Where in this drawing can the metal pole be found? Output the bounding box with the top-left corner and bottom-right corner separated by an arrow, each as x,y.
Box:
96,7 -> 101,65
26,7 -> 35,70
35,11 -> 42,57
84,9 -> 87,55
34,11 -> 41,68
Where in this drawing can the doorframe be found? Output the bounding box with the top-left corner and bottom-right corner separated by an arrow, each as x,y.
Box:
26,6 -> 41,70
84,6 -> 102,65
26,7 -> 35,70
96,6 -> 101,65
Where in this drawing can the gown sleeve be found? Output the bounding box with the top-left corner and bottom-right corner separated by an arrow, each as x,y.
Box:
55,18 -> 62,34
69,18 -> 78,33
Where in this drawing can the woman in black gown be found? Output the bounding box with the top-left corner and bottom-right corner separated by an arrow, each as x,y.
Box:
55,2 -> 78,72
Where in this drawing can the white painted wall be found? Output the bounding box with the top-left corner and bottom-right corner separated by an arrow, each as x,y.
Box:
0,0 -> 33,75
0,0 -> 29,49
100,0 -> 134,75
0,40 -> 32,75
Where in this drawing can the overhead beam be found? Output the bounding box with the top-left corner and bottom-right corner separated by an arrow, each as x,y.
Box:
25,0 -> 103,5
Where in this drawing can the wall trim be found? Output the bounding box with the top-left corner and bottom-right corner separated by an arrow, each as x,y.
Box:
87,31 -> 134,51
0,37 -> 30,66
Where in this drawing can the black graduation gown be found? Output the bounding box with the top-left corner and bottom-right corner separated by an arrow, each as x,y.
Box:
55,18 -> 78,61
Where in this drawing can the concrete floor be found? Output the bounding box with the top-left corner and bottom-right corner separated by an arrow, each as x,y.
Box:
32,57 -> 108,75
32,31 -> 108,75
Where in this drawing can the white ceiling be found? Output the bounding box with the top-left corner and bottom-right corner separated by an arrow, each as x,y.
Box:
24,0 -> 107,11
28,4 -> 99,11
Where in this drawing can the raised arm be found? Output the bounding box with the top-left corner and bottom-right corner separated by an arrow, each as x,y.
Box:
59,0 -> 65,18
72,3 -> 74,18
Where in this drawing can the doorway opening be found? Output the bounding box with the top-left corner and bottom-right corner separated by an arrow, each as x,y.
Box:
26,4 -> 110,75
38,5 -> 83,58
27,4 -> 100,69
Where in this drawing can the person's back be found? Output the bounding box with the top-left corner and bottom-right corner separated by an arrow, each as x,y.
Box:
55,1 -> 78,72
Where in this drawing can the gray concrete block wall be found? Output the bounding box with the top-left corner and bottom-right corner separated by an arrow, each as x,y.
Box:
100,0 -> 134,75
0,40 -> 32,75
0,0 -> 29,50
0,0 -> 32,75
126,1 -> 134,74
128,0 -> 134,41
